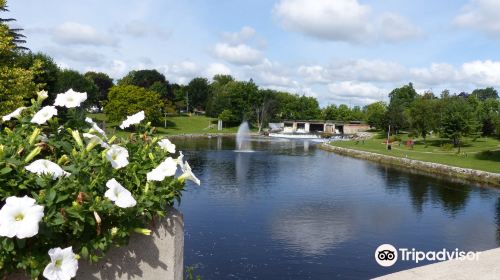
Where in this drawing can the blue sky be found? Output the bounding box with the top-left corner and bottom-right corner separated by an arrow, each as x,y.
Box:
8,0 -> 500,106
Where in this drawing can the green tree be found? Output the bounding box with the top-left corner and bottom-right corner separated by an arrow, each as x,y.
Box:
104,85 -> 164,124
118,69 -> 167,89
471,87 -> 498,101
440,97 -> 481,152
322,104 -> 338,120
364,101 -> 387,129
15,52 -> 59,95
385,83 -> 417,133
0,22 -> 40,115
0,0 -> 27,51
407,96 -> 439,144
84,71 -> 113,107
187,77 -> 210,111
54,69 -> 99,108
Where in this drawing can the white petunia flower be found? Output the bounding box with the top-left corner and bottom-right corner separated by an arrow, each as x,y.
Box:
158,138 -> 176,154
179,160 -> 200,186
2,107 -> 26,121
37,90 -> 48,101
119,111 -> 145,129
105,145 -> 129,169
146,157 -> 178,181
104,178 -> 137,208
25,159 -> 70,179
31,106 -> 57,125
83,133 -> 109,148
54,89 -> 87,108
85,117 -> 107,139
0,196 -> 44,239
42,246 -> 78,280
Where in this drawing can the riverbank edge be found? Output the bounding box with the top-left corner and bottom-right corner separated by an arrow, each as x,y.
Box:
319,143 -> 500,187
166,132 -> 260,139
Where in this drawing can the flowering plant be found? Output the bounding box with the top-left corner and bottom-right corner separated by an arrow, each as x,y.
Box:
0,89 -> 199,279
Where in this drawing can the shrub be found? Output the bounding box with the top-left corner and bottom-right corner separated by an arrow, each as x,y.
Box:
0,90 -> 199,279
104,85 -> 164,125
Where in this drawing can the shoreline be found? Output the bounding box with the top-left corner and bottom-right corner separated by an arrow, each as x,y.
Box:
319,143 -> 500,187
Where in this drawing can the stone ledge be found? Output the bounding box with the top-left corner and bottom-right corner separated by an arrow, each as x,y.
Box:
320,143 -> 500,187
9,207 -> 184,280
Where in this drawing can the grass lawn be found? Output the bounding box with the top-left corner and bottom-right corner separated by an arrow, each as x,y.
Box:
87,113 -> 241,136
329,132 -> 500,173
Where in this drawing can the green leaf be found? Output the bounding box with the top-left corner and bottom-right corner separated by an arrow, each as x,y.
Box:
0,167 -> 12,174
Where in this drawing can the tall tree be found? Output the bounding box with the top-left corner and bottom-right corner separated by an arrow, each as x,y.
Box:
385,83 -> 417,133
0,13 -> 39,115
364,101 -> 387,129
440,97 -> 481,152
187,77 -> 210,111
118,69 -> 167,89
84,71 -> 113,107
407,96 -> 439,144
0,0 -> 27,51
15,52 -> 59,94
471,87 -> 499,101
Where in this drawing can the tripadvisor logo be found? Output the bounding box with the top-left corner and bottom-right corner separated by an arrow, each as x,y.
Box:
375,244 -> 398,267
375,244 -> 481,267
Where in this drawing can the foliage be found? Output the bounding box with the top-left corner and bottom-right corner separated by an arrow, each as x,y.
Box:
407,96 -> 439,143
471,87 -> 498,101
385,83 -> 417,132
187,77 -> 210,111
117,69 -> 167,89
104,85 -> 164,124
15,52 -> 60,95
84,71 -> 114,107
0,94 -> 192,279
440,97 -> 481,151
364,101 -> 387,129
0,0 -> 27,51
0,24 -> 40,116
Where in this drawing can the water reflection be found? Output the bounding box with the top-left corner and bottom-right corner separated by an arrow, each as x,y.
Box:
175,137 -> 500,280
376,165 -> 471,215
270,201 -> 352,256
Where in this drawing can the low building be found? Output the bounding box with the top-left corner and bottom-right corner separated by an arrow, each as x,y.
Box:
276,120 -> 369,135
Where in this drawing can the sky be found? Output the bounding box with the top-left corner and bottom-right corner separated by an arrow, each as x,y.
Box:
8,0 -> 500,106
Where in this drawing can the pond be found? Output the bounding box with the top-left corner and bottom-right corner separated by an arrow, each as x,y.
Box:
174,136 -> 500,280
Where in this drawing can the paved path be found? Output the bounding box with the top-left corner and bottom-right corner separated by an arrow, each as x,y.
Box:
373,247 -> 500,280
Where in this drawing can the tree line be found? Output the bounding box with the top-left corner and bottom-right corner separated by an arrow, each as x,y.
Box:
1,0 -> 499,144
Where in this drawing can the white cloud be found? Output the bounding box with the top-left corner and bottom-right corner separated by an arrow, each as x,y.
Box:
297,65 -> 330,84
461,60 -> 500,86
53,22 -> 118,46
120,21 -> 172,40
222,26 -> 256,44
273,0 -> 371,42
327,81 -> 386,105
213,43 -> 264,65
44,47 -> 106,67
273,0 -> 421,43
159,61 -> 201,84
205,63 -> 232,79
409,63 -> 459,85
454,0 -> 500,37
379,13 -> 423,42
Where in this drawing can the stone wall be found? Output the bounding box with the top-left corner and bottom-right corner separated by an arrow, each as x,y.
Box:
320,143 -> 500,187
10,208 -> 184,280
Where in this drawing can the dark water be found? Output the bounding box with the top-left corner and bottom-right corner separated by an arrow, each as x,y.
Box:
174,137 -> 500,280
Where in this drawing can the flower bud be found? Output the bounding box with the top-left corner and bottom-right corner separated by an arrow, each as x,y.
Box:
108,135 -> 117,144
85,138 -> 100,152
71,130 -> 84,148
0,144 -> 4,159
93,211 -> 101,224
37,90 -> 48,101
57,154 -> 69,165
24,146 -> 42,163
28,128 -> 41,146
111,227 -> 118,237
133,228 -> 152,235
148,152 -> 155,161
71,148 -> 78,157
